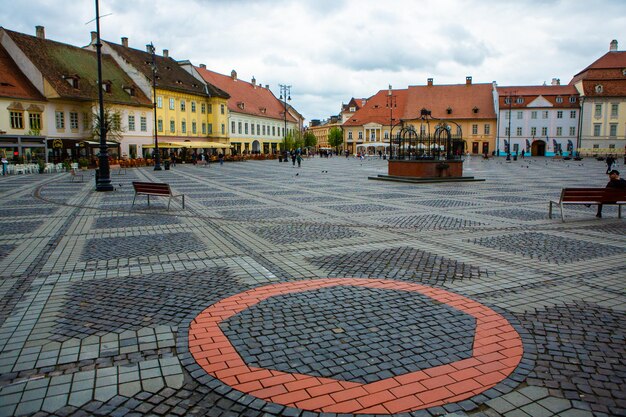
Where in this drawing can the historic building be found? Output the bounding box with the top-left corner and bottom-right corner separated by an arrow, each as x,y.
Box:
570,40 -> 626,154
93,36 -> 230,157
343,77 -> 496,155
190,67 -> 297,154
494,82 -> 580,157
0,26 -> 152,162
307,116 -> 342,150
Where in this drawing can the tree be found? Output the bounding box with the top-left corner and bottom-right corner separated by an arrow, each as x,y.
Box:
328,127 -> 343,153
91,107 -> 124,142
303,131 -> 317,148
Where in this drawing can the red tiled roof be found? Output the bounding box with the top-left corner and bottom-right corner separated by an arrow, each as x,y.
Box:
0,43 -> 45,101
571,51 -> 626,81
4,29 -> 151,106
579,79 -> 626,97
105,41 -> 229,99
496,85 -> 579,108
195,67 -> 296,122
342,89 -> 409,127
404,83 -> 496,120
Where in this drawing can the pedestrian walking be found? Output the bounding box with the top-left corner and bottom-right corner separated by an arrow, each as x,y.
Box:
606,155 -> 615,174
218,153 -> 224,165
291,150 -> 296,167
296,153 -> 302,168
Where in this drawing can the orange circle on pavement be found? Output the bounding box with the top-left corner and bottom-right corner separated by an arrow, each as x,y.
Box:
189,279 -> 523,414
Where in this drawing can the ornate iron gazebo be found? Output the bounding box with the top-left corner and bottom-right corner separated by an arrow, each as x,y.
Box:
390,109 -> 465,161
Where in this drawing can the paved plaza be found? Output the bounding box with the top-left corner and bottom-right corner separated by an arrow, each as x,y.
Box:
0,155 -> 624,417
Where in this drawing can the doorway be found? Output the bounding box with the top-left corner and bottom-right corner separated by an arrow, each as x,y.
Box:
472,142 -> 479,154
531,140 -> 546,156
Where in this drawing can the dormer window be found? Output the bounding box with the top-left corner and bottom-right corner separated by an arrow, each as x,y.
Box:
259,107 -> 267,114
472,107 -> 479,114
237,102 -> 245,110
595,84 -> 603,93
123,86 -> 135,96
569,96 -> 577,103
556,97 -> 563,103
63,75 -> 80,88
516,97 -> 524,104
504,97 -> 511,104
176,80 -> 183,85
622,68 -> 626,76
103,81 -> 112,93
446,107 -> 452,114
349,106 -> 356,112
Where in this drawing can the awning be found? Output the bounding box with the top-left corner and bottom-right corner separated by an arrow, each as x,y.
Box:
143,141 -> 231,149
356,143 -> 389,148
80,140 -> 120,146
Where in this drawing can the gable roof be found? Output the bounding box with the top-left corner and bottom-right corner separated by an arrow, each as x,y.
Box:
342,89 -> 409,127
404,82 -> 496,120
571,51 -> 626,81
0,43 -> 45,101
195,66 -> 296,122
105,41 -> 228,99
497,85 -> 579,109
3,29 -> 151,106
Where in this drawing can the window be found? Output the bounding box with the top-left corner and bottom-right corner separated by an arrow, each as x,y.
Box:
516,127 -> 523,136
238,122 -> 242,134
191,102 -> 196,113
128,115 -> 136,131
556,127 -> 562,136
169,98 -> 175,110
569,96 -> 576,103
516,97 -> 524,104
358,131 -> 363,140
170,120 -> 175,133
70,112 -> 79,130
384,131 -> 389,139
192,121 -> 197,134
208,104 -> 212,114
231,121 -> 236,134
595,84 -> 603,93
556,97 -> 563,103
517,111 -> 523,119
557,111 -> 563,119
611,104 -> 619,118
181,120 -> 186,133
272,126 -> 276,136
262,125 -> 266,135
220,104 -> 225,114
82,112 -> 89,130
208,124 -> 213,134
610,124 -> 617,137
157,119 -> 163,132
505,111 -> 510,119
541,127 -> 547,136
29,113 -> 41,130
570,110 -> 576,119
569,127 -> 576,136
245,123 -> 248,134
505,127 -> 510,136
180,100 -> 186,112
609,144 -> 616,149
257,124 -> 260,135
348,131 -> 353,140
504,97 -> 511,104
472,124 -> 478,134
513,144 -> 519,152
484,124 -> 490,135
202,123 -> 206,134
157,96 -> 163,108
251,124 -> 255,135
595,104 -> 602,117
531,127 -> 537,136
370,130 -> 375,140
140,116 -> 147,132
221,124 -> 225,134
112,113 -> 121,131
201,103 -> 206,114
10,111 -> 24,129
593,124 -> 601,136
593,144 -> 599,149
531,111 -> 537,119
542,111 -> 548,119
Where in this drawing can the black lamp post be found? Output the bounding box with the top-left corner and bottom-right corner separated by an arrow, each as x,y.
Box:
94,0 -> 113,191
505,90 -> 516,159
386,85 -> 397,159
279,84 -> 291,152
149,43 -> 162,170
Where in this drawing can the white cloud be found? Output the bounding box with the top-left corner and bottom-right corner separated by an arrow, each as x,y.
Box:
2,0 -> 625,122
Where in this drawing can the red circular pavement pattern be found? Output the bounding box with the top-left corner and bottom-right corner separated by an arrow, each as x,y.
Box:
189,279 -> 523,414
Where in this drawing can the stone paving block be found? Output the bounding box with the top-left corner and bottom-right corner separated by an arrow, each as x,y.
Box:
41,394 -> 69,413
68,389 -> 93,407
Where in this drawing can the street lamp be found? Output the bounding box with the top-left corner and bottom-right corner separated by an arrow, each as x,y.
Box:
386,85 -> 397,159
279,84 -> 291,152
94,0 -> 113,191
504,90 -> 516,159
149,43 -> 161,170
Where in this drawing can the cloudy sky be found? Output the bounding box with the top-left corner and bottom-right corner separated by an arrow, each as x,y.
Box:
2,0 -> 625,122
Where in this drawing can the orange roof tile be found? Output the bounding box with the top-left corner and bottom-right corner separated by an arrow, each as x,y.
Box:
496,85 -> 579,108
404,83 -> 496,120
195,67 -> 296,123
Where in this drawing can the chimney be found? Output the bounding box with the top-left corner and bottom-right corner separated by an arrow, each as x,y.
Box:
231,70 -> 237,80
199,64 -> 206,69
146,44 -> 152,53
551,78 -> 561,86
265,84 -> 269,89
466,76 -> 472,85
121,37 -> 128,48
90,31 -> 97,43
251,76 -> 256,86
163,49 -> 169,58
35,26 -> 45,39
610,39 -> 618,52
427,78 -> 433,86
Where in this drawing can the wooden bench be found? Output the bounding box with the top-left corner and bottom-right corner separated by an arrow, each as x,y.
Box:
132,182 -> 185,210
549,188 -> 626,221
69,168 -> 84,182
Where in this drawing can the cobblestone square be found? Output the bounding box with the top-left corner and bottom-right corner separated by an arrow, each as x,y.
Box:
0,156 -> 623,417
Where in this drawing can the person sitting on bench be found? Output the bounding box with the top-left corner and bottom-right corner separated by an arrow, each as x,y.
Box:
597,170 -> 626,218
